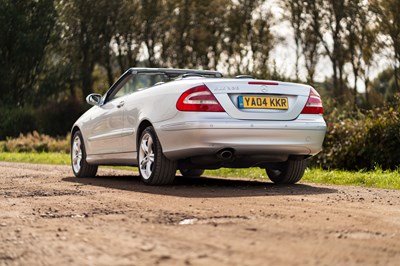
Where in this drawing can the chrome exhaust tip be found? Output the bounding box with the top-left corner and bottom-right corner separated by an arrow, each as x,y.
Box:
217,149 -> 234,160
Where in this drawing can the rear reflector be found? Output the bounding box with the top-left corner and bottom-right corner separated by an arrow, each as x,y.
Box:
248,81 -> 279,86
176,85 -> 225,112
301,88 -> 324,115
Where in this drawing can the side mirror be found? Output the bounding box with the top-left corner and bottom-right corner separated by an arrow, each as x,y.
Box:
86,93 -> 102,106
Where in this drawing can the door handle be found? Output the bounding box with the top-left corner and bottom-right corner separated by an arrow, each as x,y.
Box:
117,101 -> 125,108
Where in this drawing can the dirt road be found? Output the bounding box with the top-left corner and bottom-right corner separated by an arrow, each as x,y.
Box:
1,162 -> 400,266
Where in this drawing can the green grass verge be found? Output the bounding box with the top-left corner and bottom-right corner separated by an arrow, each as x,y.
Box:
302,168 -> 400,189
206,167 -> 400,189
1,152 -> 399,189
0,152 -> 71,165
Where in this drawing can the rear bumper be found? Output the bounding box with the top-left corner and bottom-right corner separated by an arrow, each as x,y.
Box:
154,116 -> 326,160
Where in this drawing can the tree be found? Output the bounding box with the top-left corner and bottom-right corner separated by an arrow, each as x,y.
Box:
157,0 -> 237,71
98,1 -> 123,87
314,0 -> 351,102
140,0 -> 166,67
248,8 -> 275,78
282,0 -> 303,81
159,0 -> 192,68
224,0 -> 259,74
346,0 -> 379,108
57,0 -> 117,96
113,0 -> 142,73
187,0 -> 229,69
0,0 -> 57,106
371,0 -> 400,93
282,0 -> 321,83
222,0 -> 275,77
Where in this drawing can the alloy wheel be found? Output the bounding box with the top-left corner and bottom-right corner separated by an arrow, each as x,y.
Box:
139,133 -> 155,180
72,136 -> 82,174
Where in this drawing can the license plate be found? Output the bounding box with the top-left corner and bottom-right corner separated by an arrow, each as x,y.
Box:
238,96 -> 289,110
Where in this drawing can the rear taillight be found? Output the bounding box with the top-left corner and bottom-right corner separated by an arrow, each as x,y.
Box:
301,88 -> 324,115
176,85 -> 225,112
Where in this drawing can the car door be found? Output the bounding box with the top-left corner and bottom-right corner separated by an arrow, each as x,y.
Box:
119,72 -> 170,153
85,73 -> 135,155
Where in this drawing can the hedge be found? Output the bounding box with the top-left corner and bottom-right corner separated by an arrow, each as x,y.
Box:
312,100 -> 400,170
0,98 -> 85,140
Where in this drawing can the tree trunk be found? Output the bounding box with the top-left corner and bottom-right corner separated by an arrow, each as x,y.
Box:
81,60 -> 94,97
394,54 -> 400,93
365,77 -> 370,107
353,69 -> 358,110
104,50 -> 114,88
295,38 -> 300,81
338,64 -> 345,103
116,36 -> 125,74
332,61 -> 339,99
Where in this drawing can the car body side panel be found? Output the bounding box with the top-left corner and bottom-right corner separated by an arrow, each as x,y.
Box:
120,81 -> 203,153
75,97 -> 126,155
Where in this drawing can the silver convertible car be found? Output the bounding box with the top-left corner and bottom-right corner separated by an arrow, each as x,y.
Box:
71,68 -> 326,185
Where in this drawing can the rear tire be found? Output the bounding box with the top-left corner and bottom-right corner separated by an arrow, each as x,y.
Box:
71,131 -> 98,178
266,159 -> 307,184
138,126 -> 177,185
179,169 -> 205,177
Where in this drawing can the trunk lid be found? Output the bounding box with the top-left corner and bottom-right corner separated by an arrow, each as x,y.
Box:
204,79 -> 311,120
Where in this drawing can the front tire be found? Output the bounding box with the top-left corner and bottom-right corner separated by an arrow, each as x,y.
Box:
138,127 -> 177,185
71,131 -> 98,178
266,159 -> 307,184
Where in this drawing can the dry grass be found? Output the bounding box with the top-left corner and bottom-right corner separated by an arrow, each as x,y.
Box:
0,131 -> 69,153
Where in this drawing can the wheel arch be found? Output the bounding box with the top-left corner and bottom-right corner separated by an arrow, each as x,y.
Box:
71,126 -> 81,146
70,126 -> 90,155
137,120 -> 153,148
71,126 -> 80,138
